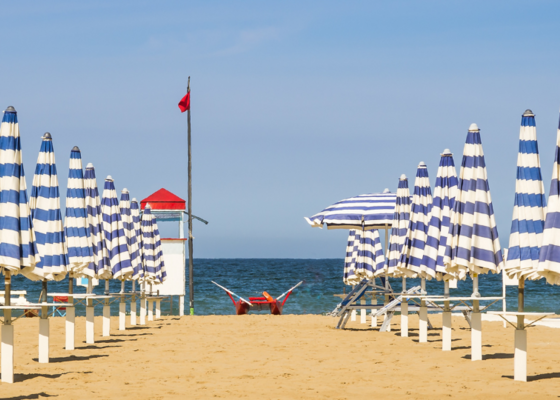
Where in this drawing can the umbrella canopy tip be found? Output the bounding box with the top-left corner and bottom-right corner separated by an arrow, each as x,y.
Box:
400,174 -> 407,180
468,123 -> 479,131
442,148 -> 452,155
523,109 -> 534,117
43,132 -> 52,140
122,188 -> 129,193
132,197 -> 137,202
106,175 -> 113,181
5,106 -> 16,112
72,146 -> 80,152
86,163 -> 94,168
418,161 -> 426,167
383,188 -> 390,193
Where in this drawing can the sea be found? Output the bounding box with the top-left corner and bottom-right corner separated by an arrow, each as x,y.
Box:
7,259 -> 560,316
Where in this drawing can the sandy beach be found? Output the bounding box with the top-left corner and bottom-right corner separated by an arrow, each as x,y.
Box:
0,314 -> 559,399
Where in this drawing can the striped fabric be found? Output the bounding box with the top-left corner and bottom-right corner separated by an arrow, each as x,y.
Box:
305,189 -> 396,230
120,189 -> 142,280
397,162 -> 433,279
444,124 -> 503,277
101,176 -> 133,280
381,175 -> 411,277
506,110 -> 546,281
131,198 -> 143,280
64,146 -> 93,276
84,164 -> 109,278
29,133 -> 69,281
0,107 -> 39,274
343,230 -> 360,285
537,112 -> 560,284
420,150 -> 458,281
141,204 -> 167,284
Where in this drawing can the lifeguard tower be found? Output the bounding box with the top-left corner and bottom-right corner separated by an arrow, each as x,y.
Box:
140,188 -> 207,316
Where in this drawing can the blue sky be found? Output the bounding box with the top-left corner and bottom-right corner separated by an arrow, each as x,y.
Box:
2,1 -> 560,257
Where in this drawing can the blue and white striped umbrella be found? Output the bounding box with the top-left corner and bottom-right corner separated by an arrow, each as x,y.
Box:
357,229 -> 385,276
84,163 -> 109,278
506,110 -> 546,281
420,150 -> 458,281
538,112 -> 560,285
64,146 -> 93,276
343,230 -> 360,285
101,176 -> 133,280
131,198 -> 143,281
444,124 -> 503,277
381,175 -> 411,277
0,106 -> 39,276
305,189 -> 397,230
29,133 -> 68,281
397,162 -> 433,279
120,189 -> 142,281
141,204 -> 167,284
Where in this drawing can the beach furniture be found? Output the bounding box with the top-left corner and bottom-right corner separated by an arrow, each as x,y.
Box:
443,123 -> 503,361
29,132 -> 70,363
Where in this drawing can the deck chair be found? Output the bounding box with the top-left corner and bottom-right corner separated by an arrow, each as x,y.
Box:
53,296 -> 68,317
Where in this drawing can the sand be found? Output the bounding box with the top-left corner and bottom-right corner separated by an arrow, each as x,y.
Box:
1,313 -> 559,399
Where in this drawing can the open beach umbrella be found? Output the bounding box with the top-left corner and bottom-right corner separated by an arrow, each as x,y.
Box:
305,189 -> 397,230
0,106 -> 40,278
29,132 -> 69,282
397,162 -> 433,279
101,176 -> 133,280
84,163 -> 109,278
444,124 -> 503,279
538,112 -> 560,285
381,175 -> 411,277
420,150 -> 458,281
506,110 -> 546,281
64,146 -> 93,277
141,204 -> 167,285
120,189 -> 142,281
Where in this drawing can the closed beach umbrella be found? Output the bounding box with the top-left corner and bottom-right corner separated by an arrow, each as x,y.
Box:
538,112 -> 560,285
131,198 -> 144,281
120,189 -> 142,280
506,110 -> 546,281
84,163 -> 109,278
397,162 -> 434,279
101,176 -> 133,280
64,146 -> 93,277
357,229 -> 385,277
343,230 -> 360,285
381,175 -> 411,277
0,106 -> 39,277
29,133 -> 68,281
305,189 -> 396,230
420,150 -> 458,281
444,124 -> 503,279
141,204 -> 167,284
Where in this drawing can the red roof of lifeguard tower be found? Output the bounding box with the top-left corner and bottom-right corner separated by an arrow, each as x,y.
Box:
140,188 -> 186,210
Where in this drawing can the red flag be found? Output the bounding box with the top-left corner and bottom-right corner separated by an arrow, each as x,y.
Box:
178,92 -> 190,112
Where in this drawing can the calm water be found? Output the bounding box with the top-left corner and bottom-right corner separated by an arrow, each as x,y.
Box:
5,259 -> 560,316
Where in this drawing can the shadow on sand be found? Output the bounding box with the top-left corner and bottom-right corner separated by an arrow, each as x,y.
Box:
503,372 -> 560,381
32,354 -> 108,363
1,392 -> 58,399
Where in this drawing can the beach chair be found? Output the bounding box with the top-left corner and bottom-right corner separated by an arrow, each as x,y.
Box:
52,296 -> 68,317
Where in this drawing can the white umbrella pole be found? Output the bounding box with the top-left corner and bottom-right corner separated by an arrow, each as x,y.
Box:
401,277 -> 408,337
148,283 -> 154,321
1,272 -> 14,383
119,280 -> 126,331
383,225 -> 391,332
471,273 -> 482,361
140,280 -> 146,325
442,279 -> 452,351
103,280 -> 110,336
514,278 -> 527,381
419,277 -> 428,343
39,280 -> 49,363
86,277 -> 94,344
130,281 -> 137,326
66,273 -> 75,350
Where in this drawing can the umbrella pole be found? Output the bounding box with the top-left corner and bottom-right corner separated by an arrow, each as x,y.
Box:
130,281 -> 137,326
148,283 -> 154,321
39,280 -> 49,363
401,277 -> 408,337
119,279 -> 126,331
419,277 -> 428,342
66,272 -> 75,351
86,277 -> 94,344
383,225 -> 391,332
2,271 -> 14,383
514,278 -> 527,381
471,273 -> 482,361
103,280 -> 110,337
442,280 -> 452,351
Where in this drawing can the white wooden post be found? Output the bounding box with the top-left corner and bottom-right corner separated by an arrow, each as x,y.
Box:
179,295 -> 185,316
86,298 -> 95,344
65,301 -> 75,350
419,299 -> 428,343
39,305 -> 49,363
1,323 -> 14,383
351,309 -> 356,322
442,280 -> 451,351
370,295 -> 378,327
140,294 -> 146,325
103,300 -> 110,337
471,299 -> 482,361
155,299 -> 161,319
401,277 -> 408,337
514,328 -> 527,382
119,301 -> 126,330
360,299 -> 366,324
130,294 -> 137,326
148,299 -> 154,321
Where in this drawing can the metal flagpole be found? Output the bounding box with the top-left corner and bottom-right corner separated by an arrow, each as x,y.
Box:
187,76 -> 195,315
